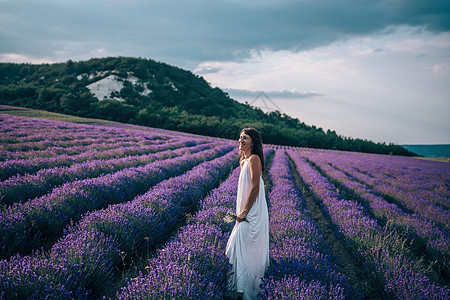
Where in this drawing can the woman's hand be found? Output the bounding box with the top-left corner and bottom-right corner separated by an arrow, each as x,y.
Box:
236,210 -> 248,222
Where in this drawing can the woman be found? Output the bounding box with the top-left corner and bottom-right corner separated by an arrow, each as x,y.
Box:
226,128 -> 269,299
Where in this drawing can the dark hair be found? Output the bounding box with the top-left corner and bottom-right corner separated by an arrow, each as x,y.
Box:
240,127 -> 265,170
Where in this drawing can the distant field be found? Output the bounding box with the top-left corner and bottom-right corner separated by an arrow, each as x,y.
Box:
0,111 -> 448,299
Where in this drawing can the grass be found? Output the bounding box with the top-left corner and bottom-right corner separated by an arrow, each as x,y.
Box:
414,156 -> 449,162
0,105 -> 116,125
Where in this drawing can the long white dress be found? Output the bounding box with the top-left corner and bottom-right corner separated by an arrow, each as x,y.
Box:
225,157 -> 269,299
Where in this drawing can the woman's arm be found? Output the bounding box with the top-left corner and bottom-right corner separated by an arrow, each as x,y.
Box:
236,155 -> 262,222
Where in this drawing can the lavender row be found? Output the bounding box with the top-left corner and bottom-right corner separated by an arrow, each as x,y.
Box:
352,152 -> 448,195
0,114 -> 210,155
0,136 -> 134,152
0,138 -> 205,180
288,151 -> 449,299
347,151 -> 448,209
0,130 -> 137,144
0,114 -> 143,143
0,125 -> 119,145
0,114 -> 182,146
261,150 -> 352,299
321,151 -> 450,230
328,150 -> 449,211
0,120 -> 137,145
1,141 -> 210,206
374,177 -> 448,229
0,148 -> 238,299
0,129 -> 169,154
0,144 -> 232,259
118,148 -> 274,299
299,150 -> 450,258
118,169 -> 241,299
0,137 -> 166,161
119,223 -> 232,300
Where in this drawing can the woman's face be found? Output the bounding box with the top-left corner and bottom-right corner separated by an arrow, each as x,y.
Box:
239,131 -> 252,152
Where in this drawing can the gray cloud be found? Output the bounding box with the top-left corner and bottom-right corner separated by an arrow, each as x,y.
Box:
1,0 -> 449,66
195,65 -> 222,74
224,88 -> 323,99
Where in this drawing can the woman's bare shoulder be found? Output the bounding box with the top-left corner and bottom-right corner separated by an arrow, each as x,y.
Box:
248,155 -> 262,166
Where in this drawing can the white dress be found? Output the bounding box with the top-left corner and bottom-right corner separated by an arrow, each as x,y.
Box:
225,157 -> 269,299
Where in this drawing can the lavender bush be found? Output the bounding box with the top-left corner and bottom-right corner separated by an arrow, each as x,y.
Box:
0,144 -> 232,258
1,113 -> 448,298
0,140 -> 207,205
260,150 -> 352,299
320,150 -> 449,228
300,150 -> 450,259
118,148 -> 274,299
0,138 -> 205,180
0,148 -> 238,298
288,150 -> 449,299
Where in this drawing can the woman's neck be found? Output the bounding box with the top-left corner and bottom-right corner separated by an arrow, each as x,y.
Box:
243,150 -> 252,159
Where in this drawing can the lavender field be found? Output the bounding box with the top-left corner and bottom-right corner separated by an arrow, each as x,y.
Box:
0,113 -> 449,299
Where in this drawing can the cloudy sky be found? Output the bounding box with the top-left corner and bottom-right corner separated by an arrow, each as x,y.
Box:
1,0 -> 449,144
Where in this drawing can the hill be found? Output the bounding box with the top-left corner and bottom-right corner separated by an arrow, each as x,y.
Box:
0,56 -> 415,156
